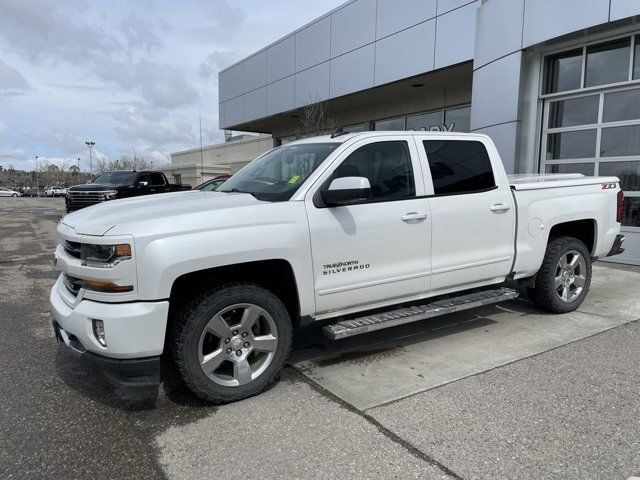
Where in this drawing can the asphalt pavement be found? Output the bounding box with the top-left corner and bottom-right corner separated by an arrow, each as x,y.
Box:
1,197 -> 639,480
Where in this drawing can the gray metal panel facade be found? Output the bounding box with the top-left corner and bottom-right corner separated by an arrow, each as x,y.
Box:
218,0 -> 640,130
243,87 -> 266,122
471,52 -> 522,129
330,0 -> 376,57
219,0 -> 482,128
522,0 -> 610,47
474,0 -> 524,69
222,63 -> 243,102
375,0 -> 436,39
225,96 -> 243,127
434,2 -> 478,69
267,36 -> 295,83
267,76 -> 295,115
295,17 -> 331,72
374,20 -> 435,86
473,121 -> 518,173
610,0 -> 640,21
330,44 -> 375,98
295,61 -> 330,108
437,0 -> 476,15
243,52 -> 267,93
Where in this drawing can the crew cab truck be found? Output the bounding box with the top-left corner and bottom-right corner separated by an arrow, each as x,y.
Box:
65,170 -> 189,213
50,131 -> 625,402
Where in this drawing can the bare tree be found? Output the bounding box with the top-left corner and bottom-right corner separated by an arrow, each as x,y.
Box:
95,155 -> 153,175
296,95 -> 337,139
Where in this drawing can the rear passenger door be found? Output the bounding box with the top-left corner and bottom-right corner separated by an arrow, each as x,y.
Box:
419,138 -> 515,291
305,137 -> 431,316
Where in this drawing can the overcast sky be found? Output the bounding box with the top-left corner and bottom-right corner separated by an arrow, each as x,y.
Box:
0,0 -> 345,171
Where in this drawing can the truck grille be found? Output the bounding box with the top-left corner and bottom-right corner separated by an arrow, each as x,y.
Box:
66,191 -> 108,210
62,273 -> 82,296
63,240 -> 81,259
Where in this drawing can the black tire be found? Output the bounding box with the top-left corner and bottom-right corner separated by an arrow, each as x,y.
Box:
529,236 -> 592,313
171,283 -> 292,403
12,193 -> 17,197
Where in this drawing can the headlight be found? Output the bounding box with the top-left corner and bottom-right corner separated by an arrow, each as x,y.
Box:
105,190 -> 118,199
81,243 -> 131,268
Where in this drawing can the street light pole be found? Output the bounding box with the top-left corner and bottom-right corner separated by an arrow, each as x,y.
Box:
35,155 -> 39,197
85,141 -> 95,180
77,157 -> 80,184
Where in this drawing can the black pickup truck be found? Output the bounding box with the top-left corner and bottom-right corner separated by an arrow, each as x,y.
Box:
66,170 -> 190,213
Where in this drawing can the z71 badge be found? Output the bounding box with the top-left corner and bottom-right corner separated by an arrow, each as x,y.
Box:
322,260 -> 370,275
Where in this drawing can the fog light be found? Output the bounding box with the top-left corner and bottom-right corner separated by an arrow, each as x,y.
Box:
92,319 -> 106,347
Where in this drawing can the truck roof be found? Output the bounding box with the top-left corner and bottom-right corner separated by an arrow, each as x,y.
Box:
288,130 -> 489,145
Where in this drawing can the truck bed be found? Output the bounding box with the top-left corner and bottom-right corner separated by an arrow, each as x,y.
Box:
507,173 -> 619,191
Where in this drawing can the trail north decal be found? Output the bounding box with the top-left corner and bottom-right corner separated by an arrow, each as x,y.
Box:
322,260 -> 370,275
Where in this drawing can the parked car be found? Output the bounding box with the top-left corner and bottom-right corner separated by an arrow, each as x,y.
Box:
24,187 -> 46,197
194,175 -> 231,191
65,170 -> 191,213
45,186 -> 67,197
0,187 -> 21,197
51,131 -> 625,403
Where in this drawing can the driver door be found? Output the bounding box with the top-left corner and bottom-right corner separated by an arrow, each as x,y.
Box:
305,137 -> 432,317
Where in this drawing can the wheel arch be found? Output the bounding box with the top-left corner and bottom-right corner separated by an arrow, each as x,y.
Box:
547,218 -> 597,255
167,259 -> 302,337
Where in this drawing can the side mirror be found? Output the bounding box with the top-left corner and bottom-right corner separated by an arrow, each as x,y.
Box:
321,176 -> 371,207
138,181 -> 149,187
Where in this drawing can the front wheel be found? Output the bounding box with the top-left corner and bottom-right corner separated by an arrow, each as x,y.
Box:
171,283 -> 292,403
12,193 -> 17,197
529,236 -> 592,313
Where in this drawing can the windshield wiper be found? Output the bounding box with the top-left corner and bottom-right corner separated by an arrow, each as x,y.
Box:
222,188 -> 259,199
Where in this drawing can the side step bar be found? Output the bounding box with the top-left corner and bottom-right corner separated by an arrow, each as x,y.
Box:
322,287 -> 519,340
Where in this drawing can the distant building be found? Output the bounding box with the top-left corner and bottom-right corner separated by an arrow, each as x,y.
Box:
165,134 -> 273,186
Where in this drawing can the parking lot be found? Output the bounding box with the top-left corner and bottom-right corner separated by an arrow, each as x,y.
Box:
2,197 -> 640,479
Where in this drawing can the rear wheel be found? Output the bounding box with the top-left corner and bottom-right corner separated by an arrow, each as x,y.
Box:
171,283 -> 292,403
529,236 -> 592,313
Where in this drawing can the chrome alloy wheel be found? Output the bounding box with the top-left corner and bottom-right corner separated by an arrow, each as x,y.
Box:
555,250 -> 587,303
198,303 -> 278,387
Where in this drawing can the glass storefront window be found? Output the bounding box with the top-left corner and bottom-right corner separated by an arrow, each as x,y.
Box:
544,48 -> 583,93
634,35 -> 640,80
406,111 -> 442,131
585,38 -> 631,87
598,161 -> 640,191
600,125 -> 640,157
548,95 -> 599,128
603,88 -> 640,122
374,117 -> 405,131
546,130 -> 597,160
544,163 -> 595,176
445,106 -> 471,132
343,122 -> 369,132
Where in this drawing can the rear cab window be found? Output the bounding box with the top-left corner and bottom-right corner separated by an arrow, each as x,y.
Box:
422,140 -> 495,195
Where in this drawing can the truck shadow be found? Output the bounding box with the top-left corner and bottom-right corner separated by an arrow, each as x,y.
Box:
56,298 -> 540,411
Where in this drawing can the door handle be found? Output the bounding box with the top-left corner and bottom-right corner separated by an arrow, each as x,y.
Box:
401,212 -> 428,222
490,203 -> 511,212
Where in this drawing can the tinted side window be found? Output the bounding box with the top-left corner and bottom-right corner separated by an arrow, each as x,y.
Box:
138,174 -> 151,185
334,141 -> 415,201
423,140 -> 495,195
150,172 -> 165,185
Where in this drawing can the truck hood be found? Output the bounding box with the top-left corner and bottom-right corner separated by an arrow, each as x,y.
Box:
62,190 -> 262,236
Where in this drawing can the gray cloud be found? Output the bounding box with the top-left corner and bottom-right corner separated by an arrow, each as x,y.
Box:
0,60 -> 30,98
113,104 -> 195,145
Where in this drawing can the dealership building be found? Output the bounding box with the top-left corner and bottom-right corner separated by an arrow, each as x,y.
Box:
218,0 -> 640,265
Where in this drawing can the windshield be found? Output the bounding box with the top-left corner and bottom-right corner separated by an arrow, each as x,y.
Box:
218,143 -> 339,201
92,171 -> 137,186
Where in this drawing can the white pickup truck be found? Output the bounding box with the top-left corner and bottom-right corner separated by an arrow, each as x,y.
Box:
50,131 -> 625,402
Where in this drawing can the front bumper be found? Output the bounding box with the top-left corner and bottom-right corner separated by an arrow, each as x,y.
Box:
50,276 -> 169,359
53,321 -> 161,386
607,234 -> 626,257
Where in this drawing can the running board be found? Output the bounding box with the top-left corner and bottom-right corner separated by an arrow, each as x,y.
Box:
322,287 -> 519,340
